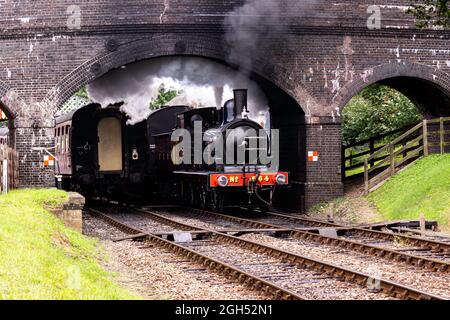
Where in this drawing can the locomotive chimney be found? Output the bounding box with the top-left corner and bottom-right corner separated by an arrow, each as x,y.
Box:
233,89 -> 248,119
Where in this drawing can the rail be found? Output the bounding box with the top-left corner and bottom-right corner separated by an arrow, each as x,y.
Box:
90,207 -> 446,300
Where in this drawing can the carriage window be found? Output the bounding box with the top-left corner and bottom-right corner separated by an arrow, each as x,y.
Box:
97,117 -> 123,172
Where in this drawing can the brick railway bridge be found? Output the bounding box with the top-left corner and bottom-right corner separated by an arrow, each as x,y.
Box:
0,1 -> 449,211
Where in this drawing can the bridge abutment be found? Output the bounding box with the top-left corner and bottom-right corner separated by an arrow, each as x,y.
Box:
13,118 -> 55,188
304,117 -> 344,211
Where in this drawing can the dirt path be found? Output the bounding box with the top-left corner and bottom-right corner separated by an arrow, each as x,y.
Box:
312,176 -> 384,224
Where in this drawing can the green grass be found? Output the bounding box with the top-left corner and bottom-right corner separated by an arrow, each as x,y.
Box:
0,189 -> 137,300
367,155 -> 450,228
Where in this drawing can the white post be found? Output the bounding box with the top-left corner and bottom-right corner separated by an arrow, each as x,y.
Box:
420,214 -> 426,237
2,160 -> 8,193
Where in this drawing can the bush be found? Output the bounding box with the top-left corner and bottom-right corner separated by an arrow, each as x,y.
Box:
342,84 -> 422,146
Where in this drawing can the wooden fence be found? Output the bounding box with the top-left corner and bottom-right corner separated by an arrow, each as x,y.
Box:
342,124 -> 415,178
364,117 -> 450,194
0,145 -> 19,193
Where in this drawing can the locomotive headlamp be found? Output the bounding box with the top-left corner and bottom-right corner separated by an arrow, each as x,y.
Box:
217,175 -> 229,187
132,147 -> 139,160
276,174 -> 287,185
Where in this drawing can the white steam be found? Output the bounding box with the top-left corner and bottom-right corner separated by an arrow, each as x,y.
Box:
87,57 -> 268,124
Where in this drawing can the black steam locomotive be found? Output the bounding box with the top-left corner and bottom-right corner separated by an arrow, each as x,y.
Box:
55,89 -> 289,211
154,89 -> 288,212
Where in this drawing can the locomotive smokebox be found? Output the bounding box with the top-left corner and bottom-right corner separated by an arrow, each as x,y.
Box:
233,89 -> 248,119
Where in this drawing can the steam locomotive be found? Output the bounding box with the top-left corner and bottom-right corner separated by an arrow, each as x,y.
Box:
154,89 -> 289,212
55,89 -> 289,211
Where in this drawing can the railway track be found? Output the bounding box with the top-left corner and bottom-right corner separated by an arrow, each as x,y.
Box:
154,207 -> 450,273
88,206 -> 445,300
262,210 -> 450,263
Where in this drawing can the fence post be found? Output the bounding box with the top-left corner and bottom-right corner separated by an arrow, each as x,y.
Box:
364,158 -> 369,194
440,117 -> 444,154
389,144 -> 395,176
369,139 -> 375,167
2,159 -> 7,193
423,119 -> 429,157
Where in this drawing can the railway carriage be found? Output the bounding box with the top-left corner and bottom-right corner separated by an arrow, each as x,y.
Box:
55,102 -> 186,202
55,102 -> 148,201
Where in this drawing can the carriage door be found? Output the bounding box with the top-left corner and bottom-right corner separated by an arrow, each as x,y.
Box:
97,117 -> 123,172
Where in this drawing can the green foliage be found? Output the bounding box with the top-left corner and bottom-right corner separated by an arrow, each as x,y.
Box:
149,84 -> 179,110
368,155 -> 450,229
0,189 -> 137,299
407,0 -> 450,29
342,84 -> 422,145
74,86 -> 89,100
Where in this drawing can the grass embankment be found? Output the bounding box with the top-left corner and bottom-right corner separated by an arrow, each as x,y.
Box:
368,155 -> 450,229
0,189 -> 136,299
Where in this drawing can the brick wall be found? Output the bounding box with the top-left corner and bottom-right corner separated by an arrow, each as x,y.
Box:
0,1 -> 448,210
304,118 -> 344,210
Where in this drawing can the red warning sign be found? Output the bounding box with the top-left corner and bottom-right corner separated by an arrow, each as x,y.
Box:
44,155 -> 55,167
308,151 -> 319,162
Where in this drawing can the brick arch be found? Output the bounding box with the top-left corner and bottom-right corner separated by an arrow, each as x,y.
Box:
44,34 -> 308,115
334,61 -> 450,116
0,81 -> 16,119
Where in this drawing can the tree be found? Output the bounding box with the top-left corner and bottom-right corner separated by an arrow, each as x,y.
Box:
149,84 -> 179,110
407,0 -> 449,29
342,85 -> 422,145
74,86 -> 89,100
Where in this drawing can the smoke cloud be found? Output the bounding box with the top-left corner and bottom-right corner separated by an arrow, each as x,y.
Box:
224,0 -> 317,71
87,56 -> 268,124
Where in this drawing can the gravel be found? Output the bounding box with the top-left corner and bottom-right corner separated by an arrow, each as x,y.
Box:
84,210 -> 449,300
182,237 -> 391,300
240,233 -> 450,299
146,210 -> 450,299
83,213 -> 264,300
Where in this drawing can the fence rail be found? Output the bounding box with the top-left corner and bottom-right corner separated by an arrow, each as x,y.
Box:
0,145 -> 19,193
363,117 -> 450,194
342,123 -> 415,178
